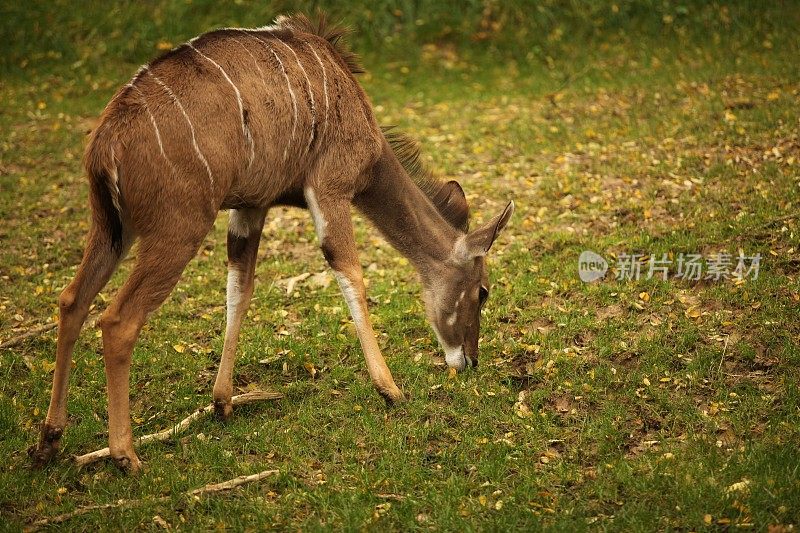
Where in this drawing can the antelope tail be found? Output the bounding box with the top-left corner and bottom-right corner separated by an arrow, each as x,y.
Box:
83,122 -> 124,249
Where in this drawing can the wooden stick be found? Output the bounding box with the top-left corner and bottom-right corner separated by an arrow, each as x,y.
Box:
73,391 -> 283,468
25,469 -> 279,530
2,302 -> 224,350
188,469 -> 279,496
0,322 -> 57,350
757,211 -> 800,229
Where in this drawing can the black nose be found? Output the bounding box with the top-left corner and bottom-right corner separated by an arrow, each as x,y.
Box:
471,358 -> 478,368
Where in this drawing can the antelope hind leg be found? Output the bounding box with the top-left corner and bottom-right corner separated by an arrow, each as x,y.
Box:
99,228 -> 209,473
30,224 -> 127,467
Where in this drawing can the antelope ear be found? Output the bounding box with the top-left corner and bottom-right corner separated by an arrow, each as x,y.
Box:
433,180 -> 469,232
453,201 -> 514,262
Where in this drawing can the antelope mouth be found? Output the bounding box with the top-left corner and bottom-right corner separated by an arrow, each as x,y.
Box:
445,344 -> 476,371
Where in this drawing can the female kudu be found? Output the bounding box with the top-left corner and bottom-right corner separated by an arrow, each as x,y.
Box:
31,14 -> 514,472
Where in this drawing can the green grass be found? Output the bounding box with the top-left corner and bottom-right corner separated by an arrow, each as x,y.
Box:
2,2 -> 800,531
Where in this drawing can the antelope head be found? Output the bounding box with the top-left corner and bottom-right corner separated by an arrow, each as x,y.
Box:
422,199 -> 515,370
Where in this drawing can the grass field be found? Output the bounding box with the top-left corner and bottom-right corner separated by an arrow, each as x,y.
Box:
1,2 -> 799,531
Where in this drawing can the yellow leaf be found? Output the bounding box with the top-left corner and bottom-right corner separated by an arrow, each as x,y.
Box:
704,514 -> 713,525
157,41 -> 174,50
303,362 -> 317,378
685,307 -> 701,318
726,479 -> 751,493
639,291 -> 650,302
642,377 -> 651,386
173,344 -> 185,353
448,367 -> 458,379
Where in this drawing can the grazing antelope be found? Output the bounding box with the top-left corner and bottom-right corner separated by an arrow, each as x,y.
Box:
31,14 -> 513,472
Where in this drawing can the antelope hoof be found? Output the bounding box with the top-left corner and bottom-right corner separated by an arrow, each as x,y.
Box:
378,385 -> 406,405
214,400 -> 233,421
112,452 -> 142,474
29,424 -> 63,468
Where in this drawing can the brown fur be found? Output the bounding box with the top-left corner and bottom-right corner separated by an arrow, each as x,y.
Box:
382,127 -> 470,231
32,13 -> 513,472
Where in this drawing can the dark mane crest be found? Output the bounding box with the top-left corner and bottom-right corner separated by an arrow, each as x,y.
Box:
276,13 -> 364,74
382,127 -> 470,232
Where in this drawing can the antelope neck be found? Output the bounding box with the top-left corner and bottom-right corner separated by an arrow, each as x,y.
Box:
355,146 -> 461,277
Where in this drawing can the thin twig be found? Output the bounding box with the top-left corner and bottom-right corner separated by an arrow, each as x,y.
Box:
73,391 -> 283,468
1,301 -> 225,351
25,469 -> 279,530
757,211 -> 800,229
0,323 -> 57,350
718,336 -> 729,376
1,314 -> 104,350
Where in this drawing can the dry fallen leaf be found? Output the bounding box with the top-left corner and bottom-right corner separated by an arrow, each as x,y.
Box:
685,307 -> 702,318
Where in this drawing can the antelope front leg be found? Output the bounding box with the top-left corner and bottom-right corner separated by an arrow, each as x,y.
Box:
305,189 -> 405,404
213,208 -> 266,420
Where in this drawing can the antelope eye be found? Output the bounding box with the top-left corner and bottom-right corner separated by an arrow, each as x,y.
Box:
478,286 -> 489,307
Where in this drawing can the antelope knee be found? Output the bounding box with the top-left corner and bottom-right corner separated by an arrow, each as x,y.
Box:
98,312 -> 138,364
58,287 -> 77,314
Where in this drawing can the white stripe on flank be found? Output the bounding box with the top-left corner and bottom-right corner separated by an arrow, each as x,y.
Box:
231,34 -> 271,94
307,43 -> 329,141
147,69 -> 215,188
130,85 -> 169,163
108,146 -> 121,213
275,39 -> 316,152
318,45 -> 372,131
188,44 -> 255,168
264,45 -> 298,161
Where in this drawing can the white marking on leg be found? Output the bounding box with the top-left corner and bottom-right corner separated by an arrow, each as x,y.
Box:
226,267 -> 244,327
307,43 -> 329,141
228,209 -> 250,238
275,39 -> 316,152
188,44 -> 255,168
147,70 -> 215,189
303,187 -> 327,242
130,85 -> 170,165
334,271 -> 366,328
